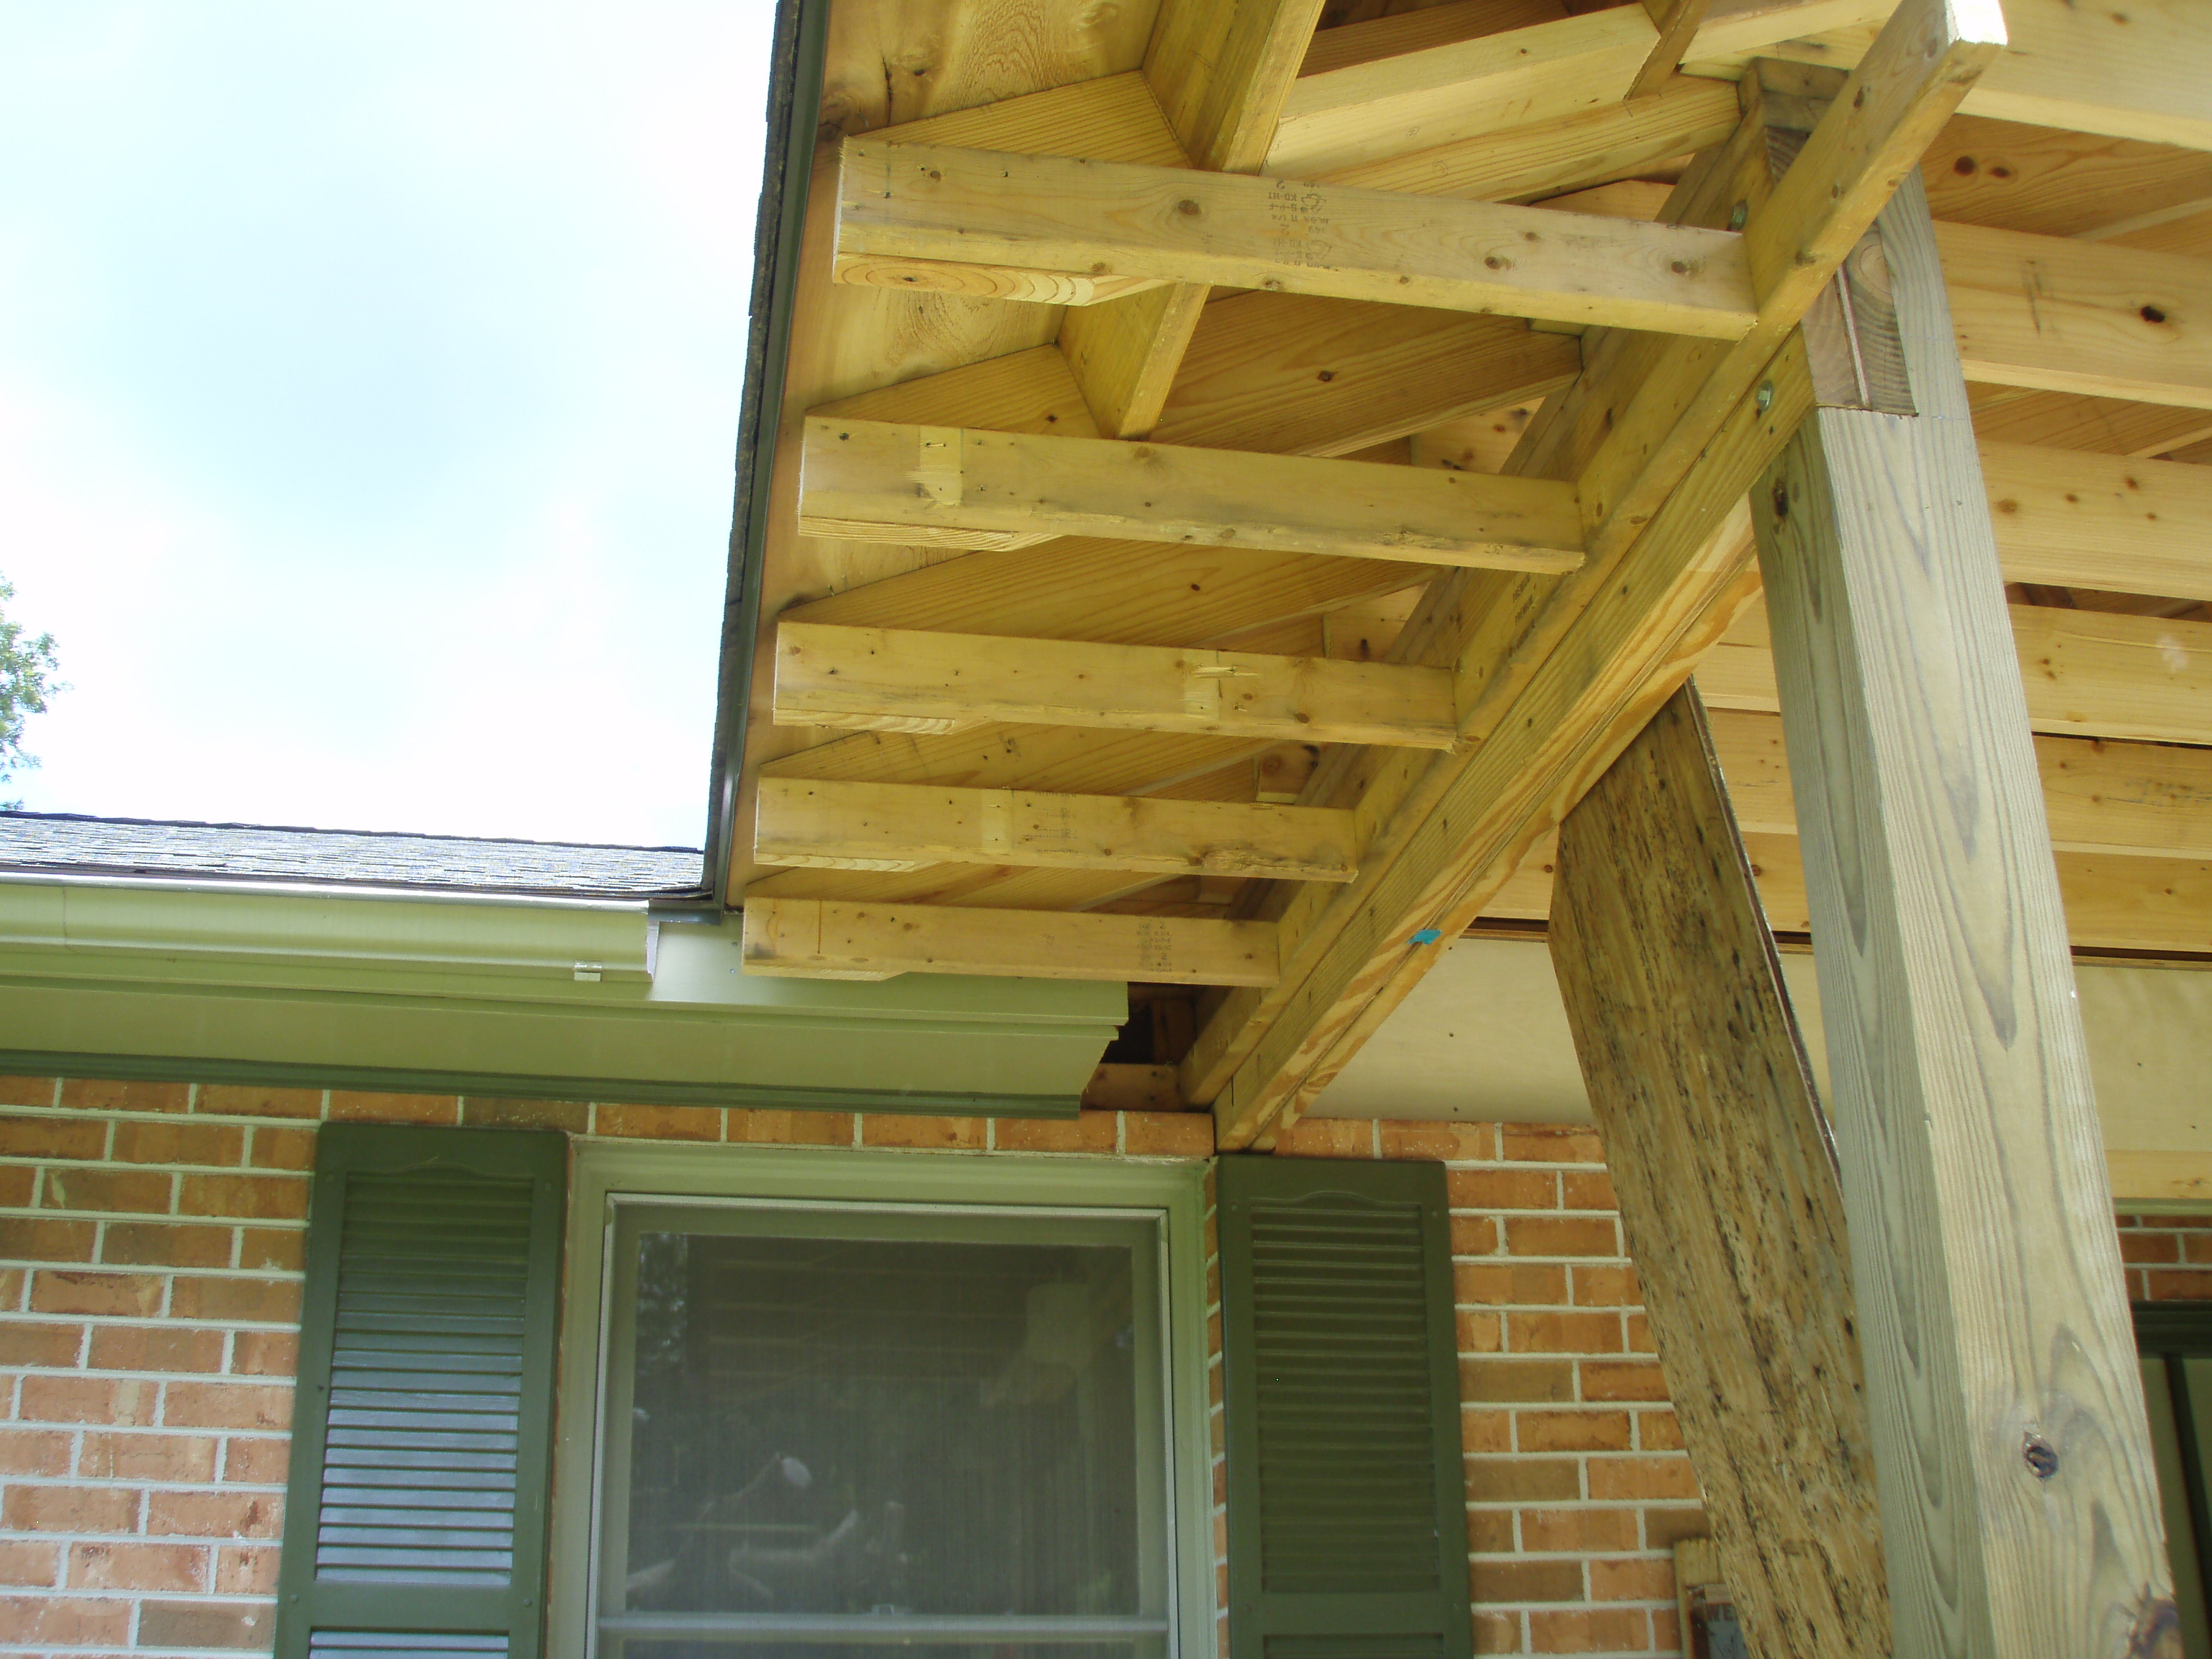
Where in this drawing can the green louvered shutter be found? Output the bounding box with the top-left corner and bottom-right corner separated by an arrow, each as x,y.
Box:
1219,1156 -> 1470,1659
275,1124 -> 567,1659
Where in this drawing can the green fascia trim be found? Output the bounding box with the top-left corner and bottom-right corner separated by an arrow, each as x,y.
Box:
0,1048 -> 1082,1118
0,876 -> 651,983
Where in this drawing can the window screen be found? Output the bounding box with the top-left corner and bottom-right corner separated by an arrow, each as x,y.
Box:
591,1201 -> 1172,1659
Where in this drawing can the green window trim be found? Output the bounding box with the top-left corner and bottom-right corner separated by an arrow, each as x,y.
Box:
548,1142 -> 1216,1659
1218,1156 -> 1471,1659
275,1123 -> 568,1659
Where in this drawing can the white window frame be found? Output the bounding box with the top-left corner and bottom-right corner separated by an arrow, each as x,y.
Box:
547,1139 -> 1215,1659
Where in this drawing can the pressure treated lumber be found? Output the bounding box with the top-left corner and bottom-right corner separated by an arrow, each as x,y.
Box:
1630,0 -> 1716,99
753,777 -> 1358,882
836,140 -> 1760,339
740,897 -> 1280,985
796,417 -> 1587,570
1751,169 -> 2171,1655
1698,603 -> 2212,748
1550,685 -> 1886,1659
773,623 -> 1458,750
1192,0 -> 2000,1139
1980,443 -> 2212,601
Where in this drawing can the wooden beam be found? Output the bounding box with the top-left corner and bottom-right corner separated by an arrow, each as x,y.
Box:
1941,222 -> 2212,409
773,622 -> 1458,749
1750,164 -> 2170,1650
1969,389 -> 2212,457
1709,707 -> 2212,862
1265,0 -> 1889,178
1699,601 -> 2212,747
1920,115 -> 2212,241
796,417 -> 1586,569
1630,0 -> 1717,100
1190,0 -> 2001,1140
1550,684 -> 1885,1659
753,777 -> 1359,881
835,140 -> 1760,338
740,897 -> 1280,985
1981,442 -> 2212,601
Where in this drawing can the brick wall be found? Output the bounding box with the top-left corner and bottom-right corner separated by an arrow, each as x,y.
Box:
0,1071 -> 2186,1658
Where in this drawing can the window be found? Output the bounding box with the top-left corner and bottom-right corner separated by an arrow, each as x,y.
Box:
552,1146 -> 1213,1659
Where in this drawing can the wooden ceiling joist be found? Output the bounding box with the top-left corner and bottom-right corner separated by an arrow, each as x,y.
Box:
753,777 -> 1358,882
796,416 -> 1586,568
741,896 -> 1281,985
772,622 -> 1458,749
837,139 -> 1760,337
1979,442 -> 2212,601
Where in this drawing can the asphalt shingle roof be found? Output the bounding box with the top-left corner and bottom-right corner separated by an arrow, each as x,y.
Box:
0,812 -> 704,900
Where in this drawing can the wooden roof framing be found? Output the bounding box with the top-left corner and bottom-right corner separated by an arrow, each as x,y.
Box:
732,0 -> 2212,1150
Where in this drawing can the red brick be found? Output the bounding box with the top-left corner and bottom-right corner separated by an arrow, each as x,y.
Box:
1572,1264 -> 1642,1307
1457,1262 -> 1568,1307
197,1085 -> 322,1119
1467,1508 -> 1516,1555
1509,1310 -> 1624,1356
1272,1119 -> 1373,1158
459,1097 -> 588,1132
0,1115 -> 104,1161
0,1166 -> 32,1208
1472,1557 -> 1585,1603
1580,1360 -> 1671,1403
859,1113 -> 983,1150
995,1115 -> 1118,1154
1473,1611 -> 1521,1654
163,1380 -> 295,1431
1,1483 -> 140,1532
21,1374 -> 156,1426
238,1227 -> 305,1272
1125,1112 -> 1213,1156
138,1598 -> 274,1647
2134,1214 -> 2205,1230
1625,1312 -> 1655,1354
1521,1508 -> 1641,1553
231,1331 -> 298,1377
1588,1456 -> 1701,1501
1501,1125 -> 1606,1164
328,1090 -> 460,1125
1529,1608 -> 1649,1653
179,1172 -> 309,1221
0,1592 -> 131,1644
215,1543 -> 279,1594
145,1488 -> 282,1538
246,1125 -> 318,1172
0,1078 -> 56,1109
30,1271 -> 162,1317
168,1276 -> 300,1324
0,1267 -> 26,1309
2130,1267 -> 2152,1300
1464,1456 -> 1581,1502
60,1078 -> 189,1113
1561,1169 -> 1619,1211
1653,1608 -> 1681,1653
87,1325 -> 224,1373
1590,1557 -> 1676,1601
111,1120 -> 243,1168
0,1429 -> 70,1475
68,1539 -> 207,1592
0,1321 -> 84,1367
2186,1233 -> 2212,1266
1642,1508 -> 1711,1550
37,1176 -> 174,1231
2121,1231 -> 2183,1264
727,1109 -> 855,1146
1451,1215 -> 1499,1257
79,1431 -> 217,1482
1518,1408 -> 1634,1452
1457,1310 -> 1503,1354
0,1217 -> 97,1262
1637,1409 -> 1685,1452
101,1221 -> 234,1269
0,1539 -> 55,1588
1460,1408 -> 1513,1453
1508,1215 -> 1619,1259
1462,1357 -> 1575,1403
595,1101 -> 721,1141
1380,1120 -> 1493,1161
2144,1269 -> 2212,1300
222,1436 -> 289,1484
1449,1169 -> 1559,1211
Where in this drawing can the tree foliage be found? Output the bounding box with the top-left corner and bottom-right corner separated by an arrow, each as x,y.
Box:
0,576 -> 61,811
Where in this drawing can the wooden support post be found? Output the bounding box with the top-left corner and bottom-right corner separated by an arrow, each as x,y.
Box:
1550,684 -> 1886,1659
1752,169 -> 2176,1655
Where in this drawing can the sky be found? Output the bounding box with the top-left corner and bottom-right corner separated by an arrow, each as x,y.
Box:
0,1 -> 773,848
